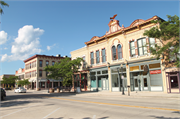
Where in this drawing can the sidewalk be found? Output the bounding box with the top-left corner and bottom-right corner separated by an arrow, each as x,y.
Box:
28,89 -> 180,99
76,91 -> 180,99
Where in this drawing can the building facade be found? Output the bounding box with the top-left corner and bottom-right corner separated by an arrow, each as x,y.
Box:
71,15 -> 176,93
0,74 -> 15,88
23,54 -> 65,90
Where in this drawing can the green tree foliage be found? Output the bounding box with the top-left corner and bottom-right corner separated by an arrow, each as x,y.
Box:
1,76 -> 18,87
143,15 -> 179,67
17,79 -> 30,87
44,57 -> 83,86
0,1 -> 9,14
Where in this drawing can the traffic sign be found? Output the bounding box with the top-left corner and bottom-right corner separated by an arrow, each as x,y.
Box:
47,80 -> 50,84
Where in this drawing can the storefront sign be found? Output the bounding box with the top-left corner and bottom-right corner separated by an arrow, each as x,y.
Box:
150,70 -> 161,74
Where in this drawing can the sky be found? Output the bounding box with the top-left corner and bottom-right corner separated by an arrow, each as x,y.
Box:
0,0 -> 179,75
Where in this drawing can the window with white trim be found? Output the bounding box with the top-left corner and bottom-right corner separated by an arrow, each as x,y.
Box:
137,37 -> 147,56
91,52 -> 94,65
102,49 -> 106,62
117,44 -> 122,59
130,41 -> 136,57
96,50 -> 100,64
112,46 -> 116,60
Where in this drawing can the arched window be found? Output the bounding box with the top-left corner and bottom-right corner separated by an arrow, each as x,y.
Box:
112,46 -> 116,60
117,44 -> 122,59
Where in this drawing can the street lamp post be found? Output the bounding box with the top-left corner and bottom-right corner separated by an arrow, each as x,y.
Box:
120,64 -> 125,95
117,67 -> 121,92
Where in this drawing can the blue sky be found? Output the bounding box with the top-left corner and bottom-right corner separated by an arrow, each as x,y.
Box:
0,1 -> 179,75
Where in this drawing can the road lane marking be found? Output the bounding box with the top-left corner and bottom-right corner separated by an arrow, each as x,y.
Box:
42,107 -> 61,119
41,96 -> 180,112
0,104 -> 40,118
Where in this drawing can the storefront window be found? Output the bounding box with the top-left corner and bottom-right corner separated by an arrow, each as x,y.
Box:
97,71 -> 101,74
150,74 -> 162,86
112,74 -> 119,87
91,76 -> 96,87
90,72 -> 96,75
98,79 -> 101,87
102,70 -> 108,74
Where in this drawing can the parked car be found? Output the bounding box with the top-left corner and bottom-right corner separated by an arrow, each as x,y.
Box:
4,87 -> 11,90
1,88 -> 6,100
14,87 -> 26,93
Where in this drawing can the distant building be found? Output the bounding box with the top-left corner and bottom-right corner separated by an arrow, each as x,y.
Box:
23,54 -> 65,90
0,74 -> 15,88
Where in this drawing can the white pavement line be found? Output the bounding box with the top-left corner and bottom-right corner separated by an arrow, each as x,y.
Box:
0,104 -> 40,118
42,107 -> 61,119
93,115 -> 96,119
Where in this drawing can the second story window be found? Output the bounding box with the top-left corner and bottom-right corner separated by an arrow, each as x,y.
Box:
39,70 -> 42,77
149,38 -> 155,52
130,41 -> 136,57
90,52 -> 94,65
30,63 -> 31,69
112,46 -> 116,60
96,50 -> 100,64
52,61 -> 55,66
39,60 -> 43,67
83,57 -> 86,68
102,48 -> 106,62
46,61 -> 49,66
137,37 -> 147,56
117,44 -> 122,59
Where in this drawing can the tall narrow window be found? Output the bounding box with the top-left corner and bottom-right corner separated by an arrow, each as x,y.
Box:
39,70 -> 42,77
83,57 -> 86,68
112,46 -> 116,60
149,38 -> 155,53
52,61 -> 55,66
130,41 -> 136,57
30,63 -> 31,69
102,49 -> 106,62
39,60 -> 43,67
117,44 -> 122,59
46,61 -> 49,66
137,37 -> 147,56
96,50 -> 100,64
91,52 -> 94,65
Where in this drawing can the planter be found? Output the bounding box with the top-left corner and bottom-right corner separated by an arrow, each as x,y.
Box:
57,88 -> 60,93
49,88 -> 54,93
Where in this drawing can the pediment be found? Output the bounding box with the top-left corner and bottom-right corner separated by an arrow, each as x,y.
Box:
130,19 -> 145,27
90,36 -> 100,41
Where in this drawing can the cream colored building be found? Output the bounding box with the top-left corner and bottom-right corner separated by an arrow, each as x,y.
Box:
71,15 -> 172,93
23,54 -> 65,90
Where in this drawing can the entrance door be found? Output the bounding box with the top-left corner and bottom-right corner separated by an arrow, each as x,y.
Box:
101,78 -> 108,90
170,76 -> 179,89
134,78 -> 141,91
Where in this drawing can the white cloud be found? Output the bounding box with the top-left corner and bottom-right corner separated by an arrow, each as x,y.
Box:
1,25 -> 44,62
47,44 -> 56,51
47,46 -> 51,51
0,31 -> 8,45
4,47 -> 8,50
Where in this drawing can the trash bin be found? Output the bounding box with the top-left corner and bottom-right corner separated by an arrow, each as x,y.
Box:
76,87 -> 81,93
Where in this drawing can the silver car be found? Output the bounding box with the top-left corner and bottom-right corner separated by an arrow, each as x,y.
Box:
14,87 -> 26,93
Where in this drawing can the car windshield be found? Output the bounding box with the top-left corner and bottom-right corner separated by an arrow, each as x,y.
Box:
20,87 -> 24,89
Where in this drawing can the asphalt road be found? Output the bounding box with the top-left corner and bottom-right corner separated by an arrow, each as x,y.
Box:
0,90 -> 179,119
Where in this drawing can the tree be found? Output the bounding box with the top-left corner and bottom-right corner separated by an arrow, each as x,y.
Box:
0,1 -> 9,14
1,76 -> 18,87
143,15 -> 179,67
44,57 -> 83,86
17,79 -> 30,87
